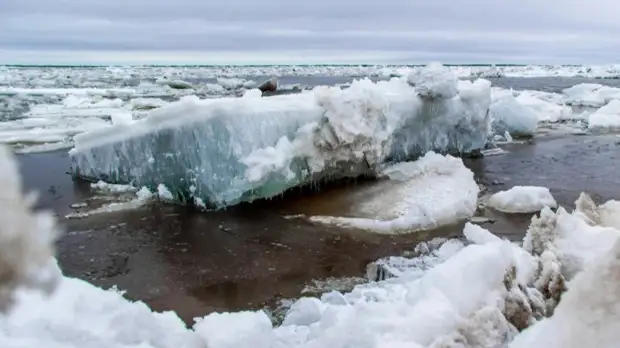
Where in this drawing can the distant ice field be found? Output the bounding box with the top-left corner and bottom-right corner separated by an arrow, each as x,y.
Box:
2,64 -> 620,153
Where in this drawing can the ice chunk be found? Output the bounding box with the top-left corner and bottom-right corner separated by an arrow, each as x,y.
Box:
307,152 -> 480,233
487,186 -> 557,213
563,83 -> 620,107
406,62 -> 458,99
70,72 -> 491,209
489,96 -> 539,137
588,99 -> 620,130
515,91 -> 572,123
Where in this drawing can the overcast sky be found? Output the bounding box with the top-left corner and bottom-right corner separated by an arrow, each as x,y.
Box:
1,0 -> 619,65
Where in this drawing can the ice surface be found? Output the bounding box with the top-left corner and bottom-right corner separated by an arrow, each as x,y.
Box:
487,186 -> 558,213
489,96 -> 539,137
70,65 -> 492,209
308,152 -> 479,233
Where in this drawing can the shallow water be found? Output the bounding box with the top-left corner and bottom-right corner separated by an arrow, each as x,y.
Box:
16,133 -> 620,324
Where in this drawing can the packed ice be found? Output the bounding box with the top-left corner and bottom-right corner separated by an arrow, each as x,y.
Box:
69,64 -> 492,209
1,141 -> 619,347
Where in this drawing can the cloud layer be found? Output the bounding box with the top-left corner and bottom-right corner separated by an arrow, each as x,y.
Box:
1,0 -> 619,64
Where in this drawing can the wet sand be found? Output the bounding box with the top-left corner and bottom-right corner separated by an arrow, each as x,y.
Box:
17,133 -> 620,324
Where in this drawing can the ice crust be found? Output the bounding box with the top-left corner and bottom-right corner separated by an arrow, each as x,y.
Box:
70,65 -> 492,209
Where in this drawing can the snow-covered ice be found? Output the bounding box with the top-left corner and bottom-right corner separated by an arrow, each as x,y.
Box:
487,186 -> 558,213
308,152 -> 479,233
2,142 -> 620,347
69,64 -> 492,209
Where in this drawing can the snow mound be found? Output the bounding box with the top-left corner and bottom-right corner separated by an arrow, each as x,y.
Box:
308,152 -> 479,234
487,186 -> 558,213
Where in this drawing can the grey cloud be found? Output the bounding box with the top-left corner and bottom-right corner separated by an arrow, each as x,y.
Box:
1,0 -> 620,64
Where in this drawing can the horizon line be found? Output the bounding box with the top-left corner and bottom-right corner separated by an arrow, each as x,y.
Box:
1,63 -> 588,68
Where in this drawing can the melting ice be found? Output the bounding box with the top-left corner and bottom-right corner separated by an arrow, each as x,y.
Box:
69,64 -> 492,209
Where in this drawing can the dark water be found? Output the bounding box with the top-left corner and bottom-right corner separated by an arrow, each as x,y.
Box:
16,133 -> 620,324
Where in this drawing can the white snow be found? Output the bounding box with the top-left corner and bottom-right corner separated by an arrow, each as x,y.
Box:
487,186 -> 558,213
308,152 -> 480,233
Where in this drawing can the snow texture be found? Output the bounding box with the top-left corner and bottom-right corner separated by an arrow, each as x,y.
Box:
308,152 -> 479,233
487,186 -> 558,213
69,64 -> 491,210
